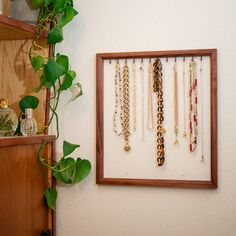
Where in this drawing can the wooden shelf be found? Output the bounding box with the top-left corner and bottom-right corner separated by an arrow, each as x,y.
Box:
0,14 -> 47,40
0,135 -> 56,147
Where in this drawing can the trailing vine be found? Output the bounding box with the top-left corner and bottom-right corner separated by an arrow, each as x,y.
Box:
26,0 -> 91,209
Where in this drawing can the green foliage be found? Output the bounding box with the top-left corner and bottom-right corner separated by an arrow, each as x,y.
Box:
48,27 -> 63,44
51,141 -> 91,184
44,187 -> 57,210
63,140 -> 80,156
43,140 -> 91,209
19,95 -> 39,111
30,0 -> 45,9
74,159 -> 91,183
31,55 -> 44,70
59,6 -> 78,27
56,54 -> 69,72
28,0 -> 91,210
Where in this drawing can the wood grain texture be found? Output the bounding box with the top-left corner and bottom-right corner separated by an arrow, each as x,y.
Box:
96,49 -> 218,189
96,48 -> 216,60
0,39 -> 49,129
96,54 -> 104,182
0,135 -> 56,147
0,136 -> 56,236
2,0 -> 9,16
0,14 -> 47,40
210,49 -> 218,188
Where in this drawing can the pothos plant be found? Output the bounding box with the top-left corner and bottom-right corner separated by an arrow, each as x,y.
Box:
24,0 -> 91,210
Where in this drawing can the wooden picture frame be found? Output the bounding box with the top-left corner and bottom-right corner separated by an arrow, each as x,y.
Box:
96,49 -> 217,189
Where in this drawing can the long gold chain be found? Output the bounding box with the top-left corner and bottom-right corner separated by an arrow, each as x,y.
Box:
113,61 -> 123,136
147,59 -> 154,130
122,62 -> 131,151
140,60 -> 145,141
173,61 -> 178,144
182,60 -> 187,137
132,61 -> 137,132
153,58 -> 165,166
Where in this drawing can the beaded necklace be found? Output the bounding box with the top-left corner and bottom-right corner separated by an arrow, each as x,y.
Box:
113,61 -> 123,136
189,60 -> 198,152
200,58 -> 204,161
182,59 -> 187,137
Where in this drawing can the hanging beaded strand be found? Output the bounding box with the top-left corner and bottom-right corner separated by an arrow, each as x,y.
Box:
189,59 -> 198,152
147,58 -> 154,130
153,58 -> 165,166
173,59 -> 179,144
140,59 -> 145,141
200,57 -> 204,161
113,60 -> 123,136
182,58 -> 187,137
132,60 -> 137,132
122,61 -> 131,151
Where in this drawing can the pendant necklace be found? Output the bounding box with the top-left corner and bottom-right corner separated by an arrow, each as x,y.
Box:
122,61 -> 131,151
153,58 -> 165,166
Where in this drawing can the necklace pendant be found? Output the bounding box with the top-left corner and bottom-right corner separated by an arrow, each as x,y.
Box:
124,144 -> 131,152
161,127 -> 166,134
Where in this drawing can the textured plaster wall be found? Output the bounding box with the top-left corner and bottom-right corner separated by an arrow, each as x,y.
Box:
55,0 -> 236,235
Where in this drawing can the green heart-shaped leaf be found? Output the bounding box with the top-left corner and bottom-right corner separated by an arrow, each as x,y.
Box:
73,159 -> 91,183
58,72 -> 73,91
44,187 -> 57,210
59,6 -> 78,27
31,55 -> 44,71
48,27 -> 63,44
59,157 -> 76,183
63,140 -> 80,157
53,0 -> 66,14
56,54 -> 69,72
45,58 -> 65,83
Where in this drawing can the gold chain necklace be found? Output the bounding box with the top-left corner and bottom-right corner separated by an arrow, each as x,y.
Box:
173,61 -> 179,144
113,61 -> 123,136
132,60 -> 137,132
140,60 -> 145,141
122,61 -> 131,151
147,59 -> 154,130
153,58 -> 165,166
182,60 -> 187,137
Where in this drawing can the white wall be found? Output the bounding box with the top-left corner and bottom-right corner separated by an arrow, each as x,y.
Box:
56,0 -> 236,235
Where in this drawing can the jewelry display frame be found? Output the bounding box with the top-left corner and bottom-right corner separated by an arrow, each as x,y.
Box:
96,48 -> 217,189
